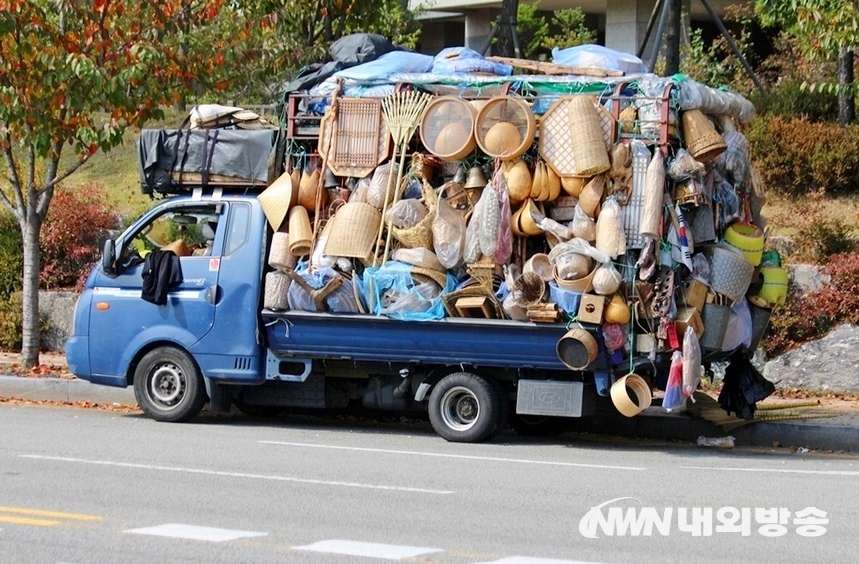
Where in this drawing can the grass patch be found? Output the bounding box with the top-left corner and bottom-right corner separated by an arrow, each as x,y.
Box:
60,108 -> 187,217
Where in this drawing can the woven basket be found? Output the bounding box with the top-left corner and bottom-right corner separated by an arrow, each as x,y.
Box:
569,96 -> 611,176
287,206 -> 312,256
392,179 -> 438,249
513,271 -> 546,307
709,245 -> 754,303
268,230 -> 297,270
681,109 -> 727,162
324,202 -> 382,259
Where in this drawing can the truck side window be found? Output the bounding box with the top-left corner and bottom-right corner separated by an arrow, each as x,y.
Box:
121,207 -> 220,267
224,203 -> 250,256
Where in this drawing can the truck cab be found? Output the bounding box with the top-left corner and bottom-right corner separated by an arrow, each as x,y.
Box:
66,193 -> 268,421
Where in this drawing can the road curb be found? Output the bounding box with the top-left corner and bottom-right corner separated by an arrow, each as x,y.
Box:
0,375 -> 136,406
582,408 -> 859,452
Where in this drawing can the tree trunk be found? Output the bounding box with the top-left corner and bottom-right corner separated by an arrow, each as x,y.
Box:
496,0 -> 520,58
20,217 -> 41,368
838,47 -> 855,127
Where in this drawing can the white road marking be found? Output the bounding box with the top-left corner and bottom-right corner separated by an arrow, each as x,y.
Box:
126,523 -> 266,542
475,558 -> 605,564
259,441 -> 646,471
20,455 -> 453,494
294,539 -> 442,560
681,465 -> 859,476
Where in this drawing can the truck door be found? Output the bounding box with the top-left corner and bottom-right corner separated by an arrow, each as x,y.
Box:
87,202 -> 225,379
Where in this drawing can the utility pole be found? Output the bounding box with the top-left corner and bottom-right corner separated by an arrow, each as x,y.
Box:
664,0 -> 682,75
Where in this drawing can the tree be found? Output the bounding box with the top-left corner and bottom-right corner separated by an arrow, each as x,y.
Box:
755,0 -> 859,124
237,0 -> 422,100
0,0 -> 254,367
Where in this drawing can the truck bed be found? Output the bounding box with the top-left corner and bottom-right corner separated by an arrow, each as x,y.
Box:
261,310 -> 606,372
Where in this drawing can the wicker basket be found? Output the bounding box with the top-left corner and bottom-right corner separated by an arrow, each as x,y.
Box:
568,96 -> 611,176
709,245 -> 754,303
287,206 -> 312,256
681,109 -> 727,162
324,202 -> 382,259
392,179 -> 438,249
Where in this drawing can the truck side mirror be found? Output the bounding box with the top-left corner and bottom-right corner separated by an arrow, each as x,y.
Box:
102,238 -> 116,275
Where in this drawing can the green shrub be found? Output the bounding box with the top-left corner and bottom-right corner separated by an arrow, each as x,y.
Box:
745,116 -> 859,197
749,83 -> 838,123
765,250 -> 859,356
0,291 -> 50,350
40,183 -> 119,289
0,214 -> 23,300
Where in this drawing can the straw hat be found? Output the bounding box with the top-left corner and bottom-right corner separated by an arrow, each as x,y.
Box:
324,202 -> 381,260
287,206 -> 312,256
258,171 -> 296,231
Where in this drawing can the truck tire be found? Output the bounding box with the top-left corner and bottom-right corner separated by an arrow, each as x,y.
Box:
134,347 -> 206,423
509,414 -> 571,437
429,372 -> 505,443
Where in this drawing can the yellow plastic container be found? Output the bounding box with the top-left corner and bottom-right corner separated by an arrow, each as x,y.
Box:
757,265 -> 788,306
724,222 -> 765,266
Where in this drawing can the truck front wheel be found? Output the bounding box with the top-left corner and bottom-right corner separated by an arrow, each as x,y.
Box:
429,372 -> 505,443
134,347 -> 206,422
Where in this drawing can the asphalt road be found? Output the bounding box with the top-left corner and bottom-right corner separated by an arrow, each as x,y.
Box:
1,403 -> 858,564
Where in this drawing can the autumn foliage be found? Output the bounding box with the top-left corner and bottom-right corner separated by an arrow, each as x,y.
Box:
40,184 -> 118,290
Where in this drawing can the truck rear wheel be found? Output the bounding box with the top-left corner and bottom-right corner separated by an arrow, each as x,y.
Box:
134,347 -> 206,422
429,372 -> 505,443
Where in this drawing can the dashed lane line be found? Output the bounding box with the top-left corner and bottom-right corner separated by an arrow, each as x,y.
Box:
258,441 -> 647,471
20,454 -> 454,494
126,523 -> 267,543
293,539 -> 443,560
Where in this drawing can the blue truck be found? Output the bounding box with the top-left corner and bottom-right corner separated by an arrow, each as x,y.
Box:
64,186 -> 662,443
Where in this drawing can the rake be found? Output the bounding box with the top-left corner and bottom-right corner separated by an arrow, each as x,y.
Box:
373,90 -> 431,266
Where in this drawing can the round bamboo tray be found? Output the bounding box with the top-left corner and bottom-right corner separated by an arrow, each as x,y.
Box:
474,96 -> 536,161
420,97 -> 477,161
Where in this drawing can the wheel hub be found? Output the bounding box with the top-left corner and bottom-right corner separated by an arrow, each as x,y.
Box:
440,386 -> 479,431
149,364 -> 184,404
